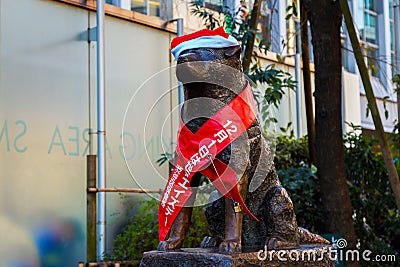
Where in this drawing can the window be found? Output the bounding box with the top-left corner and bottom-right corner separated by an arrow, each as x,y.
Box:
203,0 -> 224,12
257,0 -> 274,51
106,0 -> 170,19
357,0 -> 379,77
364,12 -> 378,44
243,0 -> 282,54
193,0 -> 230,13
131,0 -> 161,16
106,0 -> 132,11
389,0 -> 397,76
308,24 -> 314,63
341,23 -> 349,70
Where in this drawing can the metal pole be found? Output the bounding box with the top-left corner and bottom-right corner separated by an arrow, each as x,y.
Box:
295,20 -> 301,137
394,0 -> 400,124
96,0 -> 106,260
177,18 -> 184,110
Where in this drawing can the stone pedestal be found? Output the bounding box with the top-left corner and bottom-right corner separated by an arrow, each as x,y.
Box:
140,244 -> 334,267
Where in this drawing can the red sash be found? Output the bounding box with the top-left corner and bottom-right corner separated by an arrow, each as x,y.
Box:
159,83 -> 259,241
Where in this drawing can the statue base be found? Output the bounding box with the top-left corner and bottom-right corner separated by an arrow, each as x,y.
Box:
139,244 -> 334,267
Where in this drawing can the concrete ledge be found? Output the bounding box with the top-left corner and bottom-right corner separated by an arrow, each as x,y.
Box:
140,244 -> 335,267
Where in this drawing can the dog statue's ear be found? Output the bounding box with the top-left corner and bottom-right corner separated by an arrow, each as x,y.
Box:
224,45 -> 241,58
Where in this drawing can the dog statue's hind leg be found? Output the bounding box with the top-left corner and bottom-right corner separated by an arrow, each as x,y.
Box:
261,185 -> 300,250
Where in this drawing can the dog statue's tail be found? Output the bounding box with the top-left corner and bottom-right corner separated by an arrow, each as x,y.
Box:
298,227 -> 330,244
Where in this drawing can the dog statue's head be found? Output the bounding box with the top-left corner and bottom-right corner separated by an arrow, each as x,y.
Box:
176,46 -> 242,81
171,28 -> 246,91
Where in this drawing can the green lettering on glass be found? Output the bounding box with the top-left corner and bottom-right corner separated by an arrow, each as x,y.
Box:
139,135 -> 154,160
119,132 -> 136,160
82,128 -> 91,156
105,137 -> 112,159
0,120 -> 10,151
48,125 -> 66,155
14,120 -> 27,153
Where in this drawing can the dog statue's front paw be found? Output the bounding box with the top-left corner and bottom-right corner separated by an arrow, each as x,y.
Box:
265,237 -> 299,250
219,240 -> 241,254
157,239 -> 183,251
157,241 -> 170,251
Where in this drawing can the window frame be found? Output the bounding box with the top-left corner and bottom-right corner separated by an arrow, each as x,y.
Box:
389,0 -> 397,76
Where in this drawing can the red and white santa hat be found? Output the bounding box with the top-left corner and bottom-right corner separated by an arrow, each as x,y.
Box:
171,27 -> 239,60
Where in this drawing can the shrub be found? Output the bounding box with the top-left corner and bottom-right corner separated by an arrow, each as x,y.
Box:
277,165 -> 324,233
344,127 -> 400,257
106,198 -> 158,261
274,129 -> 324,233
275,127 -> 400,262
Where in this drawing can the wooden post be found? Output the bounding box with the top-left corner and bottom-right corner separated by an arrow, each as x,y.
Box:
87,155 -> 97,262
339,0 -> 400,210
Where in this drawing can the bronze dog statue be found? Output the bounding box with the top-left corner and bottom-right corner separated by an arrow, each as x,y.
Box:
158,28 -> 328,254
